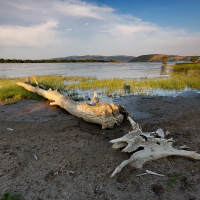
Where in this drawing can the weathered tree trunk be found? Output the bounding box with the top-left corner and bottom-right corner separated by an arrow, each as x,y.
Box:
110,117 -> 200,177
17,82 -> 124,129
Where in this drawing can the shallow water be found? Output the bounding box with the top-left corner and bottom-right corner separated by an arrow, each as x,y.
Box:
66,87 -> 200,105
1,62 -> 199,98
0,62 -> 172,79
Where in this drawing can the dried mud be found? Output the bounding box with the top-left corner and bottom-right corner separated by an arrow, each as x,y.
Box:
0,91 -> 200,200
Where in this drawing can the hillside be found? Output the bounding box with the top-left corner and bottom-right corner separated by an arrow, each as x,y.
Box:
53,55 -> 135,62
129,54 -> 200,62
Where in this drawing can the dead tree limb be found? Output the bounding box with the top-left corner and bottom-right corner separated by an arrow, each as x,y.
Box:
32,75 -> 46,89
110,116 -> 200,178
17,81 -> 124,129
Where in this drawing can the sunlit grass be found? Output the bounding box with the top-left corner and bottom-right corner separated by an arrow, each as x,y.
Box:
171,63 -> 200,75
0,77 -> 44,102
0,74 -> 200,102
71,75 -> 200,91
0,75 -> 96,102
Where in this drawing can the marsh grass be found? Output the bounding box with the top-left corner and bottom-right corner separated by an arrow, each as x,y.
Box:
0,75 -> 96,102
171,63 -> 200,75
0,77 -> 44,102
0,192 -> 23,200
0,73 -> 200,102
74,75 -> 200,91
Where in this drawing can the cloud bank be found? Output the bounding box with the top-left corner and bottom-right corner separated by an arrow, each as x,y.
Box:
0,0 -> 199,59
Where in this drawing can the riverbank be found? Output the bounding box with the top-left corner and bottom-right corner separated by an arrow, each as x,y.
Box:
1,90 -> 200,199
1,74 -> 200,103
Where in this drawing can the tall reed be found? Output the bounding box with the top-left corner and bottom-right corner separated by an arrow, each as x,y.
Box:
0,73 -> 200,102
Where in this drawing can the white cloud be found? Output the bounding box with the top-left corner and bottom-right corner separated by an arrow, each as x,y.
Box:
105,23 -> 160,36
53,0 -> 113,20
0,21 -> 58,46
1,1 -> 38,11
115,14 -> 142,22
0,0 -> 200,59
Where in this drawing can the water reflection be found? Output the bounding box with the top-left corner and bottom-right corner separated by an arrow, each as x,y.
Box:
171,64 -> 200,76
1,62 -> 199,100
65,87 -> 200,104
160,65 -> 166,75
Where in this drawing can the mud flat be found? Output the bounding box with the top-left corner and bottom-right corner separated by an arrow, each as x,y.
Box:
0,90 -> 200,199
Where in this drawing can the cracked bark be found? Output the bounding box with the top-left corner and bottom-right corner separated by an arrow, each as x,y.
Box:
17,82 -> 124,129
110,116 -> 200,178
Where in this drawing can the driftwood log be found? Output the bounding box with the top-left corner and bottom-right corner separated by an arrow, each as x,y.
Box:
17,78 -> 125,129
110,116 -> 200,178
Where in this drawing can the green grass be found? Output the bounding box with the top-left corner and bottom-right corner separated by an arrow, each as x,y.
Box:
74,74 -> 200,91
167,173 -> 185,188
0,75 -> 96,102
0,77 -> 44,102
171,63 -> 200,75
0,192 -> 23,200
0,73 -> 200,102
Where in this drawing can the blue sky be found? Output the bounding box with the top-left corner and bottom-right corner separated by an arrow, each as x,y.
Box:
91,0 -> 200,32
0,0 -> 200,59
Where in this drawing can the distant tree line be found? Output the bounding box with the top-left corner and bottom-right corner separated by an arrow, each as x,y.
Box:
190,56 -> 198,63
0,58 -> 109,63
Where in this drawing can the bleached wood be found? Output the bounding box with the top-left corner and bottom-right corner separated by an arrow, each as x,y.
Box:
110,117 -> 200,178
32,75 -> 39,85
17,82 -> 124,129
31,75 -> 46,89
136,170 -> 164,177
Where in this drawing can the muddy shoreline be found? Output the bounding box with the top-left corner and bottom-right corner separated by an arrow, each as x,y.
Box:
0,91 -> 200,200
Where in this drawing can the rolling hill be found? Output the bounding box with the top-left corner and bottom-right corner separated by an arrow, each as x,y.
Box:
53,55 -> 135,62
129,54 -> 200,62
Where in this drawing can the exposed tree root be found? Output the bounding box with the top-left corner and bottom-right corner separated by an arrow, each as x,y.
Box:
110,117 -> 200,178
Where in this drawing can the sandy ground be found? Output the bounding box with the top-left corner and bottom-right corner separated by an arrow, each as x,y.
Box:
0,90 -> 200,200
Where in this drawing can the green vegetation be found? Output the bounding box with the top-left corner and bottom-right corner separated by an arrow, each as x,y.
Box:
1,67 -> 200,102
75,75 -> 200,91
167,173 -> 185,188
0,56 -> 136,63
129,54 -> 156,62
0,63 -> 200,102
129,54 -> 200,62
162,55 -> 168,65
124,84 -> 131,92
190,56 -> 198,63
0,76 -> 97,102
2,55 -> 199,63
0,192 -> 23,200
0,77 -> 44,102
171,63 -> 200,75
0,58 -> 108,63
53,55 -> 135,62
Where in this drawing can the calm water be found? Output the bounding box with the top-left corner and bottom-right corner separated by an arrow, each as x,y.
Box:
1,62 -> 199,99
0,62 -> 172,79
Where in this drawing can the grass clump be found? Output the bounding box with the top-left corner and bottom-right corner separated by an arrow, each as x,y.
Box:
72,74 -> 200,92
167,173 -> 185,188
0,75 -> 96,102
0,192 -> 23,200
171,63 -> 200,76
124,84 -> 131,91
0,77 -> 44,102
1,72 -> 200,102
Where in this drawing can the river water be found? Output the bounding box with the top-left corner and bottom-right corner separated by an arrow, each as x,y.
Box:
1,62 -> 199,99
0,62 -> 171,79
